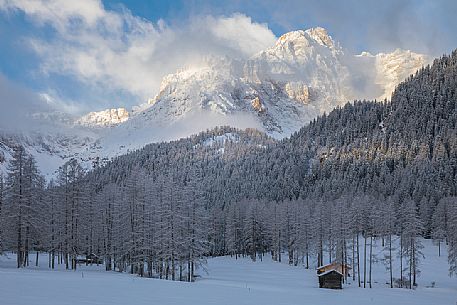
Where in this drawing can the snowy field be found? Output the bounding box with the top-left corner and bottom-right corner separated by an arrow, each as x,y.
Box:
0,239 -> 456,305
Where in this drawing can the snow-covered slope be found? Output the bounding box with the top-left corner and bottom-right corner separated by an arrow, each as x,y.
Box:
0,239 -> 455,305
0,129 -> 99,179
0,106 -> 133,178
0,27 -> 430,178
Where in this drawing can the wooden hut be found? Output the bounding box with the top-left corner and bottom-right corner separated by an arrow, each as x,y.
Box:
75,253 -> 103,265
318,269 -> 343,289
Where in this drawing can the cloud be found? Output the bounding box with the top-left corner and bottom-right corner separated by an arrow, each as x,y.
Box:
100,109 -> 264,156
239,0 -> 457,56
205,14 -> 276,58
0,1 -> 276,107
0,73 -> 107,142
0,73 -> 51,131
38,91 -> 85,114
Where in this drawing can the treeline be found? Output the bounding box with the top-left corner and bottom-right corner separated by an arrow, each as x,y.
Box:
1,51 -> 457,286
0,154 -> 210,281
0,146 -> 46,268
0,150 -> 456,287
222,196 -> 457,288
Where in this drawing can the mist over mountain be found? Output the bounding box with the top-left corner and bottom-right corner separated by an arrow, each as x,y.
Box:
0,27 -> 429,177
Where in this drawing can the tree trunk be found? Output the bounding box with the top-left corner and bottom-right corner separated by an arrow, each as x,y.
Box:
24,226 -> 30,267
344,239 -> 348,283
369,236 -> 373,288
318,233 -> 323,267
352,235 -> 356,281
64,250 -> 69,270
363,235 -> 367,288
400,235 -> 403,288
187,260 -> 191,282
169,258 -> 174,280
306,244 -> 309,269
329,238 -> 332,264
357,234 -> 361,287
389,234 -> 393,288
17,221 -> 22,268
409,239 -> 413,289
413,239 -> 417,287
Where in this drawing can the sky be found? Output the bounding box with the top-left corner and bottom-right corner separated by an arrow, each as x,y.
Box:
0,0 -> 457,116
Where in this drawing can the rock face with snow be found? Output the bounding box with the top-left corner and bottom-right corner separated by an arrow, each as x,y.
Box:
76,108 -> 129,127
244,28 -> 350,111
284,82 -> 310,104
368,49 -> 428,99
142,28 -> 354,136
141,27 -> 427,137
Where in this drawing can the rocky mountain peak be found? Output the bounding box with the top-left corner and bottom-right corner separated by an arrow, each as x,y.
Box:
275,27 -> 336,51
76,108 -> 129,127
305,27 -> 335,49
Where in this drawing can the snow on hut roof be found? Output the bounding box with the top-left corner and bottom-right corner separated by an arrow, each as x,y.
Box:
317,269 -> 343,277
317,262 -> 352,269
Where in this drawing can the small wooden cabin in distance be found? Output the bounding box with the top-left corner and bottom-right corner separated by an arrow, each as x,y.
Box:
318,269 -> 343,289
317,262 -> 351,289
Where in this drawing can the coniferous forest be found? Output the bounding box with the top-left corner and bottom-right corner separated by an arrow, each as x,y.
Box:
1,51 -> 457,289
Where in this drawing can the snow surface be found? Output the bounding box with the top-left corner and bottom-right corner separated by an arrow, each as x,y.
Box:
0,239 -> 455,305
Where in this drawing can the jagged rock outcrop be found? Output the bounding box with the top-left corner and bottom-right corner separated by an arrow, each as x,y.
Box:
76,108 -> 129,127
251,97 -> 265,113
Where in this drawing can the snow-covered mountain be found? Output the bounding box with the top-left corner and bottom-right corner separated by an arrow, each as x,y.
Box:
0,128 -> 99,179
138,27 -> 427,137
143,28 -> 351,137
0,27 -> 430,178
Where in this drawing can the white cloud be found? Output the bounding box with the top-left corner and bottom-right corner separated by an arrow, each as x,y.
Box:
38,91 -> 84,114
0,73 -> 55,131
203,14 -> 276,59
0,0 -> 277,106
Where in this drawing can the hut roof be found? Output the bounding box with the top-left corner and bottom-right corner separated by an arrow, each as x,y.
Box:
317,262 -> 352,270
317,269 -> 343,277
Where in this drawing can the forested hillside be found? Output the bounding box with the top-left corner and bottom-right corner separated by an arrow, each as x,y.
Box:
1,51 -> 456,287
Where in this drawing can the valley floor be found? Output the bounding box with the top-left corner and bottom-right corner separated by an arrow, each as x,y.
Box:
0,239 -> 456,305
